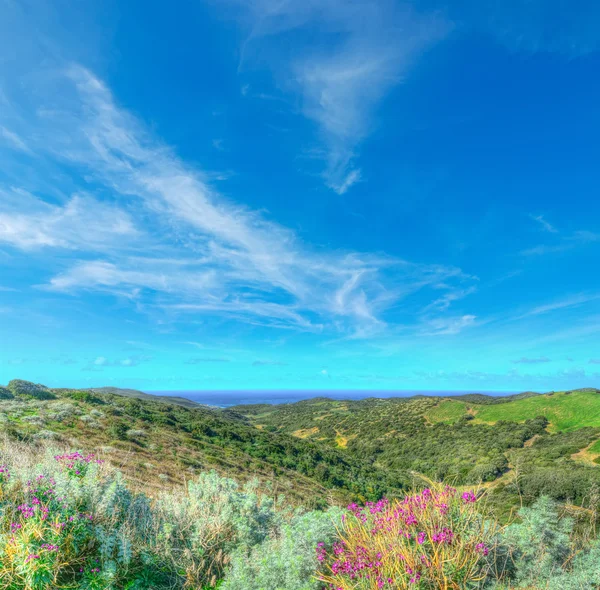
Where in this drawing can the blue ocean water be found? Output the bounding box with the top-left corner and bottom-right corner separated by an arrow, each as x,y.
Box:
149,389 -> 519,408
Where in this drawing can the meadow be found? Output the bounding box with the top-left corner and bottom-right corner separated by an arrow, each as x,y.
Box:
426,390 -> 600,432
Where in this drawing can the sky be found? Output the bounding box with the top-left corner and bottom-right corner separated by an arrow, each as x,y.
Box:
1,0 -> 600,393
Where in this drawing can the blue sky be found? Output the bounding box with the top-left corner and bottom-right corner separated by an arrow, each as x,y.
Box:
1,0 -> 600,392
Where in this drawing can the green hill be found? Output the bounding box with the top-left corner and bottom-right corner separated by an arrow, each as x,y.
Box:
426,389 -> 600,432
0,380 -> 401,506
232,389 -> 600,512
5,381 -> 600,515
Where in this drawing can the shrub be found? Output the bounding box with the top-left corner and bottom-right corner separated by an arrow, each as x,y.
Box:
0,444 -> 288,589
7,380 -> 55,401
154,472 -> 285,586
317,485 -> 497,589
491,496 -> 600,588
108,422 -> 128,440
222,507 -> 342,590
0,386 -> 14,400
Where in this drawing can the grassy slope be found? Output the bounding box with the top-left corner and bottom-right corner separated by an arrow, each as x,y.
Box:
0,382 -> 402,507
426,390 -> 600,432
6,381 -> 600,515
233,390 -> 600,513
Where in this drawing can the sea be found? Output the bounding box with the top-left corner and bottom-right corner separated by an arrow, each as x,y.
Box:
149,389 -> 519,408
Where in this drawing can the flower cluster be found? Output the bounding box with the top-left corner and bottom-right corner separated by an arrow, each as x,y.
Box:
54,451 -> 103,478
0,452 -> 106,587
317,485 -> 494,589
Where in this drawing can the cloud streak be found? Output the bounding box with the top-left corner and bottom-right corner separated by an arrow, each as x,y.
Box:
512,357 -> 551,364
530,214 -> 558,234
1,65 -> 475,337
0,189 -> 138,251
252,359 -> 288,366
185,357 -> 231,364
235,0 -> 450,194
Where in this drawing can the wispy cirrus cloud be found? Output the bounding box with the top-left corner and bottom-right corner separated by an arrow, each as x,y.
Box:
232,0 -> 450,194
512,356 -> 551,364
185,357 -> 231,364
1,65 -> 475,337
521,219 -> 600,256
420,314 -> 477,336
417,0 -> 600,57
530,214 -> 558,234
91,355 -> 150,368
0,126 -> 32,154
0,189 -> 138,251
516,293 -> 600,320
252,359 -> 288,366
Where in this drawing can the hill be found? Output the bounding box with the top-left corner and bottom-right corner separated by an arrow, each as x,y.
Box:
5,380 -> 600,515
232,389 -> 600,512
85,386 -> 206,409
0,380 -> 402,506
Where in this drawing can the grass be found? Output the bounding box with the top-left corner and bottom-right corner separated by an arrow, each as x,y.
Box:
473,390 -> 600,432
426,390 -> 600,433
426,400 -> 468,423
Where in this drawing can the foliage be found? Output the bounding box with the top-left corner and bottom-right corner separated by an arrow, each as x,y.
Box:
4,439 -> 600,588
7,380 -> 55,401
236,397 -> 550,486
0,381 -> 403,506
0,441 -> 298,589
222,508 -> 342,590
316,484 -> 496,589
490,496 -> 600,589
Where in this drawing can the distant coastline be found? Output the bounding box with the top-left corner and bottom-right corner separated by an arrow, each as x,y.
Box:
148,389 -> 521,408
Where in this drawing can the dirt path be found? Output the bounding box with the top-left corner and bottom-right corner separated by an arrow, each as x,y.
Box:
571,438 -> 600,466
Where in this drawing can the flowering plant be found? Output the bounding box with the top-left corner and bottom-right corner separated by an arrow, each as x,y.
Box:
316,484 -> 496,589
0,453 -> 102,588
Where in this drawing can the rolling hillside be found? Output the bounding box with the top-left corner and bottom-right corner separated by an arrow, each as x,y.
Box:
426,389 -> 600,432
233,389 -> 600,512
5,380 -> 600,516
0,380 -> 402,507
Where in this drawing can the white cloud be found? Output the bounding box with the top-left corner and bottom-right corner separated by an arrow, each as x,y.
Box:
517,293 -> 600,319
91,355 -> 147,367
0,126 -> 32,154
5,65 -> 474,336
0,189 -> 138,251
530,214 -> 558,233
421,314 -> 477,336
512,356 -> 551,364
234,0 -> 450,193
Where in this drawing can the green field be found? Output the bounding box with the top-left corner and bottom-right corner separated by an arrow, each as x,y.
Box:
425,400 -> 468,423
426,390 -> 600,432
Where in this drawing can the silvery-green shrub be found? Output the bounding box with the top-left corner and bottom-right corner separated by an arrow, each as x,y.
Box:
222,507 -> 342,590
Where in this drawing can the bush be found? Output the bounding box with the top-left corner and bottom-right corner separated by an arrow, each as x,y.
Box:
316,484 -> 497,589
222,508 -> 342,590
7,380 -> 55,401
491,496 -> 600,588
0,386 -> 14,400
0,445 -> 286,589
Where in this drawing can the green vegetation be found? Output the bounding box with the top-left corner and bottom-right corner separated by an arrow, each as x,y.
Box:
425,389 -> 600,432
0,381 -> 402,506
425,399 -> 468,423
3,440 -> 600,589
473,390 -> 600,432
5,380 -> 600,586
233,389 -> 600,516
